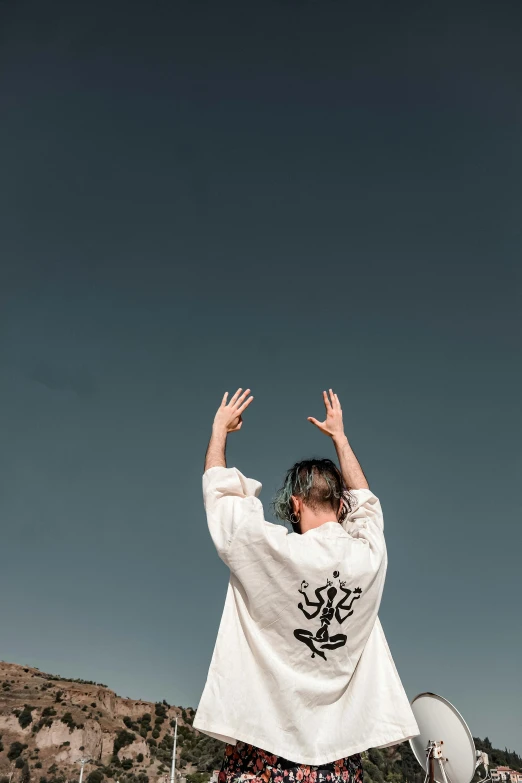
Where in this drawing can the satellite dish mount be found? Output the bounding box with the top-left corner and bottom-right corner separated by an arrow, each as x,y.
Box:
424,740 -> 450,783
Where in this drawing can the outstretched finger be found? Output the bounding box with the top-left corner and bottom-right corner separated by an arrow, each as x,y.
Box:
221,391 -> 229,405
235,388 -> 251,407
229,388 -> 243,405
323,390 -> 332,411
237,395 -> 254,414
328,389 -> 337,407
334,392 -> 341,409
307,416 -> 320,426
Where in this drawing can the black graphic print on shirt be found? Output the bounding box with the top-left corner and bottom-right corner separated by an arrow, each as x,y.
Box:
294,571 -> 363,661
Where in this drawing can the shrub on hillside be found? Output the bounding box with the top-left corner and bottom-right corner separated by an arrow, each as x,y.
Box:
19,706 -> 35,729
362,758 -> 385,783
197,755 -> 215,773
32,717 -> 53,734
113,730 -> 136,756
180,750 -> 197,765
138,715 -> 151,738
186,773 -> 208,783
43,675 -> 107,688
60,713 -> 77,732
154,704 -> 167,719
8,742 -> 27,760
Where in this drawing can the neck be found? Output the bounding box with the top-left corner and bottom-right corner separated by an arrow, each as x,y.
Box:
299,509 -> 339,535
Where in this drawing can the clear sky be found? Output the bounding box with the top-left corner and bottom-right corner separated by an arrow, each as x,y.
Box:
1,0 -> 520,757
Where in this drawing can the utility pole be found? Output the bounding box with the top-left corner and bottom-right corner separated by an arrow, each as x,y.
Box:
169,717 -> 178,783
77,757 -> 91,783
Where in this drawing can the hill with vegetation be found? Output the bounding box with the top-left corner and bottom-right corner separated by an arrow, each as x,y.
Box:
1,661 -> 519,783
0,662 -> 221,783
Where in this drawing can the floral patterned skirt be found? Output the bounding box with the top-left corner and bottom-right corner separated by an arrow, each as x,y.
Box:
218,740 -> 363,783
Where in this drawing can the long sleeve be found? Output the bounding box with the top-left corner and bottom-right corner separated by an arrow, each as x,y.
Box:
202,465 -> 265,566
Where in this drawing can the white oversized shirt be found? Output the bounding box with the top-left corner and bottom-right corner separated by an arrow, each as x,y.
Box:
193,466 -> 419,765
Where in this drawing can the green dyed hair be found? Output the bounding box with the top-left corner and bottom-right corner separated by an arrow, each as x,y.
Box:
270,458 -> 354,534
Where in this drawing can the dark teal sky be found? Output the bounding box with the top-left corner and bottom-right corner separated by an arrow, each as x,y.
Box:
1,0 -> 520,756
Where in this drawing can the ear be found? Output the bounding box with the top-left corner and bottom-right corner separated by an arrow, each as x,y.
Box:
290,495 -> 299,514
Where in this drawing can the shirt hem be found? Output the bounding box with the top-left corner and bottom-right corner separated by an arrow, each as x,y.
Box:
193,718 -> 420,766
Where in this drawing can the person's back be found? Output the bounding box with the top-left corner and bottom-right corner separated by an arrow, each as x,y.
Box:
193,389 -> 419,780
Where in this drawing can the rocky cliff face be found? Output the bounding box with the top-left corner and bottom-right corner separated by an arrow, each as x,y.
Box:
0,661 -> 204,783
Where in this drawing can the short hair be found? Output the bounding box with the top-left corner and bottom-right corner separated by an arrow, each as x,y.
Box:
270,458 -> 354,534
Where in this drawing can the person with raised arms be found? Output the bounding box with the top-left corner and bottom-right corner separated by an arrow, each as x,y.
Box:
194,388 -> 418,783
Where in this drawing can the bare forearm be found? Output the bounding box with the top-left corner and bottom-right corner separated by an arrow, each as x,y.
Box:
332,434 -> 369,490
204,427 -> 228,472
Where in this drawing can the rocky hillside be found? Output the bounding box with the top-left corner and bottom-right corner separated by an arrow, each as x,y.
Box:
1,661 -> 519,783
0,662 -> 223,783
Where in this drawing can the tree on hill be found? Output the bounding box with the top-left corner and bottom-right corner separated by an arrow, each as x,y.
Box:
8,742 -> 27,761
113,730 -> 136,756
154,703 -> 167,720
474,738 -> 522,773
18,706 -> 35,729
186,775 -> 207,783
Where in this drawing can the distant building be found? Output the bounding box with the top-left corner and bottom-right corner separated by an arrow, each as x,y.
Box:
491,768 -> 522,783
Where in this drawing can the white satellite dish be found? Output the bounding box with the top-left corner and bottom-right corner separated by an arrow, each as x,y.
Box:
409,692 -> 490,783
